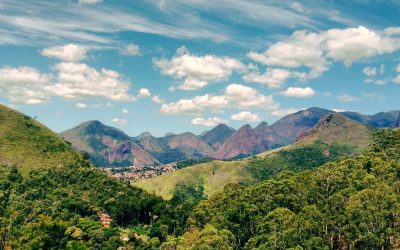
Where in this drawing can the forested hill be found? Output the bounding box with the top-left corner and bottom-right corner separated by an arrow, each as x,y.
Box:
0,104 -> 84,173
159,129 -> 400,249
0,105 -> 193,249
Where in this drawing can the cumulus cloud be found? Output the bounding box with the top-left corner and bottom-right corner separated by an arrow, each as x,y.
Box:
151,95 -> 164,104
362,66 -> 377,77
112,118 -> 128,125
48,62 -> 135,102
0,66 -> 51,104
122,109 -> 129,114
394,64 -> 400,83
247,26 -> 400,87
75,102 -> 87,109
120,44 -> 140,56
138,88 -> 151,98
363,64 -> 387,84
79,0 -> 102,4
224,84 -> 278,109
230,111 -> 261,122
191,117 -> 227,126
154,46 -> 245,90
243,68 -> 291,88
41,44 -> 87,62
160,83 -> 278,115
281,87 -> 315,98
337,94 -> 358,102
323,26 -> 399,66
178,78 -> 208,90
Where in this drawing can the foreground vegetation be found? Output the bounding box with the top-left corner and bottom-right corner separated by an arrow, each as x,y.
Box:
161,129 -> 400,249
1,104 -> 399,249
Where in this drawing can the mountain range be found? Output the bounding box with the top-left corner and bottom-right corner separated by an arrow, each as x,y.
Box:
61,107 -> 400,167
136,112 -> 376,199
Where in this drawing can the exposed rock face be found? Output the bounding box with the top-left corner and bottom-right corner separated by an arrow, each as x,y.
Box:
62,108 -> 400,167
200,123 -> 236,149
135,133 -> 166,154
163,132 -> 216,159
258,107 -> 333,149
394,115 -> 400,128
254,121 -> 269,137
216,124 -> 262,159
61,120 -> 160,167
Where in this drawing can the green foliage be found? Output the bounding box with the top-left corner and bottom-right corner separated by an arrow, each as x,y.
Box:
186,130 -> 400,249
176,158 -> 213,170
247,141 -> 357,182
0,105 -> 85,174
0,161 -> 169,249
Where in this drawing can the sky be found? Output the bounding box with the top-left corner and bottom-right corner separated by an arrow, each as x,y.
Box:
0,0 -> 399,137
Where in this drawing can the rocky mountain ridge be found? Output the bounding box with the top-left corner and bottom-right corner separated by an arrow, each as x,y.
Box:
61,107 -> 400,167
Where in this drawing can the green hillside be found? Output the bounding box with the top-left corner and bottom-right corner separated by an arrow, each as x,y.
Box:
163,129 -> 400,249
0,105 -> 181,249
136,114 -> 374,199
137,160 -> 250,199
0,104 -> 83,173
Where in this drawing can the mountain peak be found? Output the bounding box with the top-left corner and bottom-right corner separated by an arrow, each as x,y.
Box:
200,123 -> 236,149
216,124 -> 261,159
238,124 -> 253,130
295,113 -> 374,147
254,121 -> 269,136
138,131 -> 153,138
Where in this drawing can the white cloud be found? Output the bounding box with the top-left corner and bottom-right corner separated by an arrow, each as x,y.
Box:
337,94 -> 358,102
151,95 -> 164,104
79,0 -> 102,4
393,64 -> 400,83
271,108 -> 301,117
120,44 -> 140,56
154,47 -> 245,90
379,64 -> 385,74
247,26 -> 400,87
362,66 -> 376,77
48,62 -> 135,102
224,84 -> 278,109
361,92 -> 385,101
323,26 -> 399,66
160,99 -> 204,115
178,78 -> 208,90
384,27 -> 400,36
191,117 -> 227,126
0,66 -> 51,104
75,102 -> 87,109
281,87 -> 315,98
290,2 -> 307,14
112,118 -> 128,125
332,108 -> 348,112
230,111 -> 261,122
243,68 -> 291,88
160,83 -> 278,115
41,44 -> 87,62
363,64 -> 386,84
138,88 -> 151,98
122,109 -> 129,114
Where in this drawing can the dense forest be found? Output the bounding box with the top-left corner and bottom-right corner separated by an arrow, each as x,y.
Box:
0,107 -> 399,249
160,129 -> 400,249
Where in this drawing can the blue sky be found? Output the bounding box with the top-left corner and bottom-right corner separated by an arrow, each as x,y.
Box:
0,0 -> 399,136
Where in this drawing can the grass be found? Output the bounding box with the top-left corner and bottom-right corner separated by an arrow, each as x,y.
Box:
136,114 -> 374,200
0,104 -> 83,174
135,160 -> 250,199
